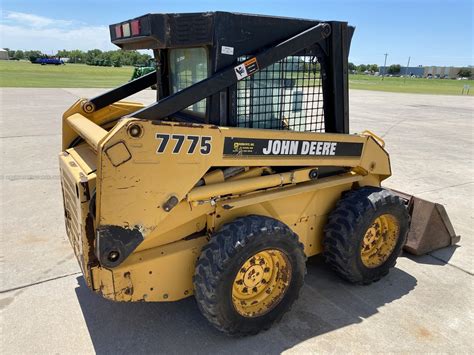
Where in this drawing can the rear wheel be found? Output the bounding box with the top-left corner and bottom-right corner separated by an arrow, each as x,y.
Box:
193,215 -> 306,335
323,187 -> 409,284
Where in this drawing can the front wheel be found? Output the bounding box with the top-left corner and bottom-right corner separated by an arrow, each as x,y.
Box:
323,187 -> 409,284
193,215 -> 306,336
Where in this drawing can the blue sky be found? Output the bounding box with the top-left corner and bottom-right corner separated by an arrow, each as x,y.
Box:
1,0 -> 472,66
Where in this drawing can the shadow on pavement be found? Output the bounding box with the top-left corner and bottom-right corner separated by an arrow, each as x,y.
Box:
75,256 -> 417,354
405,245 -> 459,265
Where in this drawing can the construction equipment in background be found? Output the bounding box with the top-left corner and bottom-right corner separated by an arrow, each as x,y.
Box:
130,59 -> 157,89
59,12 -> 459,335
32,56 -> 65,65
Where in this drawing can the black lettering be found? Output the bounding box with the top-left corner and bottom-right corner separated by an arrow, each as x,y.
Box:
187,135 -> 199,154
156,134 -> 169,154
171,135 -> 185,154
200,137 -> 212,155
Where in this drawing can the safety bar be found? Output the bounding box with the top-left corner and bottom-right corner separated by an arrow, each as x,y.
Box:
66,113 -> 107,152
84,71 -> 157,113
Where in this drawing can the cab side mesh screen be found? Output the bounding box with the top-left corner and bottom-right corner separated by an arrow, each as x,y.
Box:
236,56 -> 324,132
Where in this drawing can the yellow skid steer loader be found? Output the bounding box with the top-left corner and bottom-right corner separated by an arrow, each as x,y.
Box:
59,12 -> 459,335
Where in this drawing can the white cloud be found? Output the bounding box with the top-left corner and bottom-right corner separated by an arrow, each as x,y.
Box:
4,11 -> 74,29
0,11 -> 116,51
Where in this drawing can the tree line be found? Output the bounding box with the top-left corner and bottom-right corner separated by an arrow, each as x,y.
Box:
348,63 -> 379,73
4,48 -> 152,67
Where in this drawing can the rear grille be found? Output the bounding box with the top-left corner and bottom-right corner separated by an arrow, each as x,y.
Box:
61,171 -> 85,272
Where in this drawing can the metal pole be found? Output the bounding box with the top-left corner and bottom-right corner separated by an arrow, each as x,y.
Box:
382,53 -> 388,81
404,56 -> 411,83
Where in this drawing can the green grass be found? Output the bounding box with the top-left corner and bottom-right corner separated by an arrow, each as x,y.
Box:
349,74 -> 473,96
0,60 -> 472,96
0,60 -> 133,88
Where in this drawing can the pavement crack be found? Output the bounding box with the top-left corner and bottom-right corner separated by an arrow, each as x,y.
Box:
427,253 -> 474,276
381,117 -> 408,138
0,272 -> 81,294
0,133 -> 61,139
415,181 -> 474,195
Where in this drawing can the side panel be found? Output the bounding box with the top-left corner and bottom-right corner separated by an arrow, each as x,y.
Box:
96,120 -> 388,233
92,237 -> 208,302
215,182 -> 354,257
94,120 -> 390,259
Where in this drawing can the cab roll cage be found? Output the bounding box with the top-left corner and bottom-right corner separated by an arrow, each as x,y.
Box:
85,14 -> 352,134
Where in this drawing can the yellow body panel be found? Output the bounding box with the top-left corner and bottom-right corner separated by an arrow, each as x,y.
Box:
59,101 -> 392,302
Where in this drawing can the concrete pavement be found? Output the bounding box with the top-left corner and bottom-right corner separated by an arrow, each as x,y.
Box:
1,88 -> 473,353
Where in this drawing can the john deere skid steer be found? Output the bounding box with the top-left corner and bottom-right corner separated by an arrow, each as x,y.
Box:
59,12 -> 459,335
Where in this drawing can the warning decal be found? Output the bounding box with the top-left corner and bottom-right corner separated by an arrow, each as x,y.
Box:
234,57 -> 259,80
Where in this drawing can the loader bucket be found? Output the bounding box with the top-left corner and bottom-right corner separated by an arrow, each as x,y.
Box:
390,190 -> 460,255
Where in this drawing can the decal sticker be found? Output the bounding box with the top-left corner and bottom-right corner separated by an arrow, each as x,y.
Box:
221,46 -> 234,55
156,134 -> 212,155
234,57 -> 259,80
223,137 -> 363,157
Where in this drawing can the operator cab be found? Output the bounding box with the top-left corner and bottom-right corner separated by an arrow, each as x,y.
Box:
101,12 -> 353,133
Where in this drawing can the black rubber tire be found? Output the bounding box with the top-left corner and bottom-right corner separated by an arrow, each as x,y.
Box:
323,187 -> 409,284
193,215 -> 306,336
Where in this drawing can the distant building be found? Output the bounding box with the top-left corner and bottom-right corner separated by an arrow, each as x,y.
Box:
0,48 -> 9,60
423,66 -> 465,79
379,66 -> 424,77
379,65 -> 467,79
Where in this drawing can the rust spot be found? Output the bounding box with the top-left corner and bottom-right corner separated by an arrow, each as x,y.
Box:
80,180 -> 90,200
174,122 -> 205,128
150,120 -> 172,126
280,266 -> 290,283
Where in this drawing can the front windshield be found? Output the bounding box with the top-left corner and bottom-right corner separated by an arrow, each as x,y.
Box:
169,47 -> 208,115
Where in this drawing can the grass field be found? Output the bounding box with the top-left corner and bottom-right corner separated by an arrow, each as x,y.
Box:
0,61 -> 133,88
349,74 -> 473,96
0,60 -> 472,96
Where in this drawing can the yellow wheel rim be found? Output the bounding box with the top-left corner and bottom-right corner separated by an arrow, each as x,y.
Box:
232,249 -> 291,318
361,214 -> 400,268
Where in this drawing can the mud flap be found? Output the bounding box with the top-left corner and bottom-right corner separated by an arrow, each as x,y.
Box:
390,190 -> 461,255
